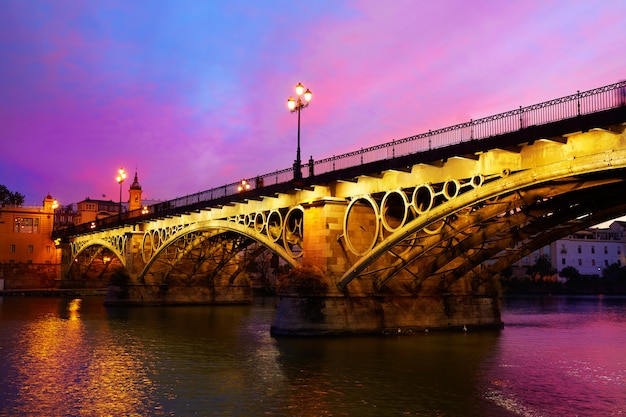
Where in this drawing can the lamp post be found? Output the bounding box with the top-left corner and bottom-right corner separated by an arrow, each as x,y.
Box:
287,82 -> 312,181
237,179 -> 251,193
116,167 -> 126,219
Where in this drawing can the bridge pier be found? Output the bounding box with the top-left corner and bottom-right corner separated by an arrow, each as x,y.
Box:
271,293 -> 502,336
270,198 -> 503,336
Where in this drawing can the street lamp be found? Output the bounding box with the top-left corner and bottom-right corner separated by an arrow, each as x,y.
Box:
237,179 -> 251,193
116,167 -> 127,219
287,82 -> 312,181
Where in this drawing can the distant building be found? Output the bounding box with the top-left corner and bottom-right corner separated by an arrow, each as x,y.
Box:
71,170 -> 146,225
53,204 -> 78,230
511,221 -> 626,277
128,171 -> 143,212
73,198 -> 121,225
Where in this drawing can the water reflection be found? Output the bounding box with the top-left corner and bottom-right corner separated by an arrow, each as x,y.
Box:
1,297 -> 158,416
1,295 -> 624,416
272,333 -> 503,416
487,295 -> 626,416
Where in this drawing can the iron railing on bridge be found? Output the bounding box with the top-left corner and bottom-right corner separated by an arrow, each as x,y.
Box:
62,80 -> 626,235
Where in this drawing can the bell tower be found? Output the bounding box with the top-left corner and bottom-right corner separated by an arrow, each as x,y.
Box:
128,171 -> 143,212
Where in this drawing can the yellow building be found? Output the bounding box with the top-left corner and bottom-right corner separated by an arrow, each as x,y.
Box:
73,198 -> 121,225
0,194 -> 60,289
129,171 -> 143,212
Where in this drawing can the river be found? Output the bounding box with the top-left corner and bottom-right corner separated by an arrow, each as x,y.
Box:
0,295 -> 624,416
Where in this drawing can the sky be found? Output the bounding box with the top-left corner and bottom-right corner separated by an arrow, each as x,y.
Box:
1,0 -> 625,207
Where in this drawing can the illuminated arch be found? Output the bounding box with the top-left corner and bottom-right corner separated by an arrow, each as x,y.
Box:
138,219 -> 298,282
337,148 -> 626,290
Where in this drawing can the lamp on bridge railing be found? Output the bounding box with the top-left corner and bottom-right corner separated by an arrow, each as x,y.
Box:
116,167 -> 127,219
287,82 -> 312,181
237,179 -> 251,193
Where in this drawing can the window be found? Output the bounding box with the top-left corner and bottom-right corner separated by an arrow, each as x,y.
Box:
592,259 -> 596,266
10,244 -> 16,253
578,259 -> 582,266
591,246 -> 595,254
577,245 -> 582,254
604,246 -> 608,254
27,245 -> 33,253
14,217 -> 39,233
605,260 -> 609,266
561,258 -> 566,265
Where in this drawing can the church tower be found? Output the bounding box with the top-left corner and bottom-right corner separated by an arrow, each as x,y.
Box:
128,171 -> 143,212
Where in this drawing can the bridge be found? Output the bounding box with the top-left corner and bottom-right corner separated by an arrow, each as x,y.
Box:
54,81 -> 626,336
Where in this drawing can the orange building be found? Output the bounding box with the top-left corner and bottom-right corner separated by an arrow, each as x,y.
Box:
0,194 -> 60,289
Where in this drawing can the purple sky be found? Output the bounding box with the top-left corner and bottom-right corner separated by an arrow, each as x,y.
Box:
1,1 -> 625,207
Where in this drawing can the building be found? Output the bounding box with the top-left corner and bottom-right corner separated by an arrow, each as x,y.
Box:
552,221 -> 626,275
72,170 -> 145,226
512,221 -> 626,277
128,171 -> 143,212
0,194 -> 60,289
73,198 -> 122,225
53,203 -> 78,230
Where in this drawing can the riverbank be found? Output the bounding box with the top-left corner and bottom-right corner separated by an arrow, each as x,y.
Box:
0,288 -> 107,297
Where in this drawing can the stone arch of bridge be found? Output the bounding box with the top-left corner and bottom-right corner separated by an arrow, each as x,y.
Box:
337,147 -> 626,291
137,219 -> 300,283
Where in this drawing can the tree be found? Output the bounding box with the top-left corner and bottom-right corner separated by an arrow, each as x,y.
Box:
559,266 -> 581,281
602,263 -> 623,281
526,254 -> 556,281
0,185 -> 25,207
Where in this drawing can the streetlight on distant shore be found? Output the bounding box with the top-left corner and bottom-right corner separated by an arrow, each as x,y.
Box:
287,82 -> 312,181
116,167 -> 126,219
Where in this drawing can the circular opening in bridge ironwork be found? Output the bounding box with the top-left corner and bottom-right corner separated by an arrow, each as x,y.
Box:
380,190 -> 409,232
412,184 -> 434,214
343,195 -> 380,256
471,174 -> 484,188
283,206 -> 304,258
141,233 -> 154,263
267,210 -> 283,242
254,212 -> 266,233
152,230 -> 162,250
443,179 -> 460,200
